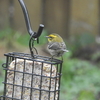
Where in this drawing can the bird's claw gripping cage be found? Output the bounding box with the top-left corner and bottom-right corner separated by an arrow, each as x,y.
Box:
0,0 -> 63,100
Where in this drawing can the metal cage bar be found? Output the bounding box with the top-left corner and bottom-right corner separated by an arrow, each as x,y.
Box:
30,61 -> 34,100
12,57 -> 17,99
0,52 -> 63,100
3,56 -> 9,100
39,62 -> 43,100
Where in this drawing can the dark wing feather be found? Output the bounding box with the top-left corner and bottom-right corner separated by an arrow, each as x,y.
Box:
48,42 -> 61,50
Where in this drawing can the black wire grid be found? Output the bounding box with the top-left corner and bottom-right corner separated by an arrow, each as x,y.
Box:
0,0 -> 63,100
0,52 -> 62,100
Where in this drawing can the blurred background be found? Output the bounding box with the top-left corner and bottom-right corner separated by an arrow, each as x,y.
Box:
0,0 -> 100,100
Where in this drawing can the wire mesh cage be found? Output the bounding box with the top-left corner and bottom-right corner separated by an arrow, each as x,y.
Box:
0,52 -> 62,100
0,0 -> 63,99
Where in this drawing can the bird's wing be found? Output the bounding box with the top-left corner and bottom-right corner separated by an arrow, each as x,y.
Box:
48,42 -> 61,50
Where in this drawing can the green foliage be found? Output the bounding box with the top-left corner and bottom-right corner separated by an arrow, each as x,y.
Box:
60,52 -> 100,100
78,32 -> 95,47
15,32 -> 29,46
0,28 -> 19,49
91,51 -> 100,61
78,90 -> 95,100
69,32 -> 95,53
16,30 -> 48,46
0,28 -> 48,47
37,30 -> 48,45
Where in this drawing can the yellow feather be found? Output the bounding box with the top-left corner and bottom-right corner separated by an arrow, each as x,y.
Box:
47,33 -> 63,42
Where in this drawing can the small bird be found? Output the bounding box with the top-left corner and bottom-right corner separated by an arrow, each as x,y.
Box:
46,33 -> 69,59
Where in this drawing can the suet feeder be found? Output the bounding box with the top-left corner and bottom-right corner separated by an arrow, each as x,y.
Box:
0,0 -> 63,100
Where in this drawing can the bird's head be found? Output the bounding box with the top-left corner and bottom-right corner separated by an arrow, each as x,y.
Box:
46,33 -> 63,42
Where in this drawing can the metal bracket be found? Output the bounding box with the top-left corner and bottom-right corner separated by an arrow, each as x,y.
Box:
18,0 -> 44,57
18,0 -> 44,38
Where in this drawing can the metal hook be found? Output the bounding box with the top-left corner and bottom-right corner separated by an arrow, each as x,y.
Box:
29,33 -> 38,58
18,0 -> 44,57
18,0 -> 44,38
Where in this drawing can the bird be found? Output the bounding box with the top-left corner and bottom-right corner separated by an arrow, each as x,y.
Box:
45,33 -> 69,60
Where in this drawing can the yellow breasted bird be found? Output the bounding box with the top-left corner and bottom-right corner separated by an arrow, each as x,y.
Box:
46,33 -> 69,59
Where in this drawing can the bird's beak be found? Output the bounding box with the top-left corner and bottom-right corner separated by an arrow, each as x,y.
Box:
45,36 -> 49,38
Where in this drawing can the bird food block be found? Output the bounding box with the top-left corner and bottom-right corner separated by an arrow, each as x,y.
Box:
6,58 -> 59,100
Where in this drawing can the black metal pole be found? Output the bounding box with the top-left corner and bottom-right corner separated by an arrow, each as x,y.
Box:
3,57 -> 9,100
18,0 -> 44,38
18,0 -> 34,36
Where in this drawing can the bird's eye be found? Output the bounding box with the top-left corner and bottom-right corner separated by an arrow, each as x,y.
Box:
49,37 -> 52,39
